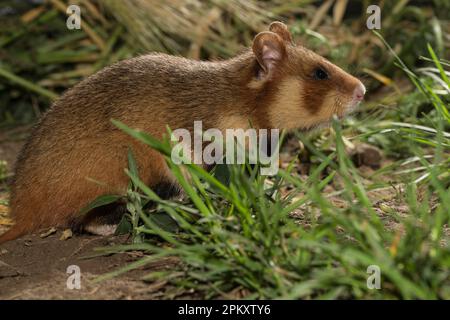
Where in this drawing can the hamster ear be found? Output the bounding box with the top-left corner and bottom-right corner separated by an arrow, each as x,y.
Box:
269,21 -> 293,44
252,31 -> 286,79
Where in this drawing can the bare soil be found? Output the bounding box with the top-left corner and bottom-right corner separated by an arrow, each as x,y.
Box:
0,233 -> 172,299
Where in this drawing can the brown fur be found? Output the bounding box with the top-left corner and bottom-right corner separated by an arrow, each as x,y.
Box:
0,22 -> 364,244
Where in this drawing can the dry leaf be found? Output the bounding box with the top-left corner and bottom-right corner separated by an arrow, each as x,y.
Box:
0,217 -> 12,226
40,227 -> 57,238
362,68 -> 393,86
60,229 -> 73,241
0,204 -> 9,215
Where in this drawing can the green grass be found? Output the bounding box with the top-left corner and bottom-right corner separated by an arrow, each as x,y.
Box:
91,43 -> 450,299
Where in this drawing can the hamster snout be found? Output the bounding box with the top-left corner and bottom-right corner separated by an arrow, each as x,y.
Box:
352,82 -> 366,104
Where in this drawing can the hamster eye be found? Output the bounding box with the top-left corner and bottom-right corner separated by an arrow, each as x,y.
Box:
313,67 -> 329,80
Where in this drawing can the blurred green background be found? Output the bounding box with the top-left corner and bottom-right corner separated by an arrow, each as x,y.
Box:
0,0 -> 449,125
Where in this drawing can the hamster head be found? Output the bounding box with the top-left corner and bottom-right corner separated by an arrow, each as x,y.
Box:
251,21 -> 366,130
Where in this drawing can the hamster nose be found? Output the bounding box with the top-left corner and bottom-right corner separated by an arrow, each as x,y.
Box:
353,83 -> 366,101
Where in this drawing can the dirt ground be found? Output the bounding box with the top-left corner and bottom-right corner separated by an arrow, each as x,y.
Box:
0,233 -> 174,299
0,127 -> 178,300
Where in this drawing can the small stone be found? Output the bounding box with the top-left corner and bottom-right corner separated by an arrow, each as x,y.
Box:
352,143 -> 382,169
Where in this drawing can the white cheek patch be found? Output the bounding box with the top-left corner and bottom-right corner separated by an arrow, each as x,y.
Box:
268,77 -> 304,129
269,79 -> 353,130
269,78 -> 332,130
